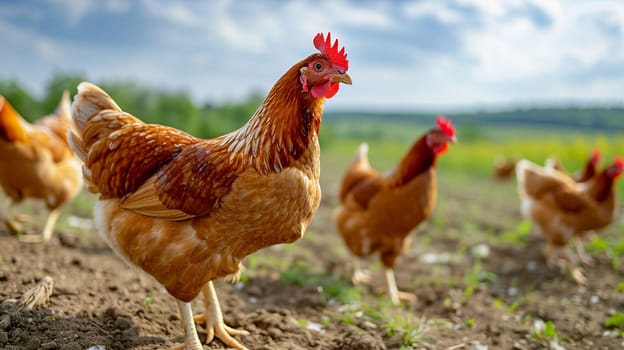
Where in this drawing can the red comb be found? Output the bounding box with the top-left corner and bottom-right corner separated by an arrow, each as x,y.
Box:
591,149 -> 601,160
314,32 -> 349,71
436,115 -> 455,137
615,155 -> 624,168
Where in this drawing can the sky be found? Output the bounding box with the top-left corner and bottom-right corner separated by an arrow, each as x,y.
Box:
1,0 -> 623,111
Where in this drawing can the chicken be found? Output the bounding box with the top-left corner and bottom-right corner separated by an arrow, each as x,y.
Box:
545,149 -> 601,183
516,156 -> 622,284
68,32 -> 351,350
544,149 -> 603,265
493,155 -> 518,181
334,116 -> 456,305
0,92 -> 83,242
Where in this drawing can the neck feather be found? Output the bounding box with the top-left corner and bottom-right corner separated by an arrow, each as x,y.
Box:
389,136 -> 437,186
219,60 -> 324,173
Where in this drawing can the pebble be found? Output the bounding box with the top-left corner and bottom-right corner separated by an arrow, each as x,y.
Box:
41,341 -> 58,349
267,327 -> 282,338
114,316 -> 132,330
60,343 -> 81,350
25,338 -> 41,350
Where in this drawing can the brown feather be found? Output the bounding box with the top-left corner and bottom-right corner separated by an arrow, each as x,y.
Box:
335,127 -> 447,269
70,50 -> 340,303
0,94 -> 82,212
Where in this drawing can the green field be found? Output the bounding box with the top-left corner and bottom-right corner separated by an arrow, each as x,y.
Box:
324,118 -> 624,186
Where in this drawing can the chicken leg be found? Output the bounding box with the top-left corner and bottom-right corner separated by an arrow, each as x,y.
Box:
543,242 -> 586,284
41,208 -> 61,242
573,235 -> 594,266
0,195 -> 20,234
192,281 -> 248,350
175,300 -> 203,350
18,208 -> 61,243
383,268 -> 416,305
351,259 -> 371,285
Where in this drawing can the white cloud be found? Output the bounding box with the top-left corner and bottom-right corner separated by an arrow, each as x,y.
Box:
46,0 -> 94,27
403,1 -> 463,24
1,0 -> 623,109
0,19 -> 61,60
139,0 -> 201,27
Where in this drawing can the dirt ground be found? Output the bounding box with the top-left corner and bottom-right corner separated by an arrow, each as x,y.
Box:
1,172 -> 623,350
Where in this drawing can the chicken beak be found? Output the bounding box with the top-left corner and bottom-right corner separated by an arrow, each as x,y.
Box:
330,72 -> 352,85
449,135 -> 457,143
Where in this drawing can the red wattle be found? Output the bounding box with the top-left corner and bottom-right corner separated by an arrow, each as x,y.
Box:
311,80 -> 331,98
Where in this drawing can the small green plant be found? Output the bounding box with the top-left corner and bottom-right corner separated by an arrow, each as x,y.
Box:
508,301 -> 521,312
604,313 -> 624,329
380,312 -> 428,346
586,236 -> 624,269
587,236 -> 609,253
499,220 -> 531,246
465,318 -> 476,327
142,291 -> 155,307
492,298 -> 505,309
280,260 -> 362,305
533,320 -> 558,339
616,283 -> 624,292
464,261 -> 497,288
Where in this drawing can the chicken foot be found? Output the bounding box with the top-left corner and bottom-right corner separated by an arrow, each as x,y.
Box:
383,268 -> 416,305
543,243 -> 586,285
19,208 -> 61,243
0,196 -> 21,234
192,281 -> 248,350
573,235 -> 594,266
351,259 -> 371,285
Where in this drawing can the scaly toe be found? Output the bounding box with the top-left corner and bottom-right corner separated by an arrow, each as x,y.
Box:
397,291 -> 417,303
224,324 -> 249,336
193,314 -> 206,324
214,324 -> 248,350
571,268 -> 587,285
18,234 -> 44,243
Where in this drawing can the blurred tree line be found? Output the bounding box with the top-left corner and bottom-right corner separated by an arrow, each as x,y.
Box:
2,73 -> 622,146
0,73 -> 263,139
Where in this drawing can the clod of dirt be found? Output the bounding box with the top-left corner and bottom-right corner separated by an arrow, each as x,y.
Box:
0,313 -> 9,330
41,341 -> 58,349
58,233 -> 81,248
60,342 -> 81,350
332,325 -> 386,350
114,316 -> 133,330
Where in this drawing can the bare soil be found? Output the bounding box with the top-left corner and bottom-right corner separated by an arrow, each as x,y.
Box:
1,172 -> 623,350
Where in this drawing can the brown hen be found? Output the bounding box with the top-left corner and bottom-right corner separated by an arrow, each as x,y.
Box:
516,156 -> 622,283
0,92 -> 83,242
335,117 -> 456,305
68,32 -> 351,349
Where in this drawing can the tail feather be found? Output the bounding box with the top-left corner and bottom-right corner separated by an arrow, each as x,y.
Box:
351,142 -> 370,169
0,95 -> 27,143
57,91 -> 71,121
71,82 -> 122,131
69,82 -> 140,163
357,142 -> 368,159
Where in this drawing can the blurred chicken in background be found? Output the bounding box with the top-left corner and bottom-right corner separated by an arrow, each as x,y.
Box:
335,116 -> 456,305
545,149 -> 601,183
0,92 -> 83,242
493,155 -> 518,181
516,156 -> 622,284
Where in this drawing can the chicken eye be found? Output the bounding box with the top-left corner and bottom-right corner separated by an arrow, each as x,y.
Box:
314,62 -> 323,71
